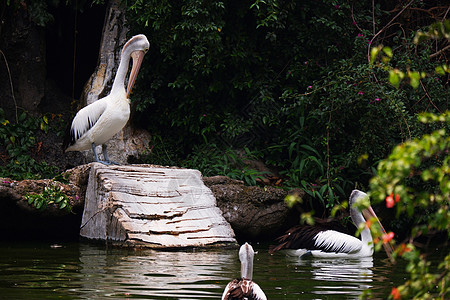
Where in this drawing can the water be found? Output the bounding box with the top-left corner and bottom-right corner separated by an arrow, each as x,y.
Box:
0,241 -> 440,299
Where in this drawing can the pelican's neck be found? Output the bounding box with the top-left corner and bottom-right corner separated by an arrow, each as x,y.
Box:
240,244 -> 254,280
351,207 -> 373,244
111,50 -> 131,95
241,256 -> 253,280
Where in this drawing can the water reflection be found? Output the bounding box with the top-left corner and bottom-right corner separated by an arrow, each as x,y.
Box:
77,243 -> 234,299
297,256 -> 373,298
0,242 -> 404,299
273,251 -> 394,299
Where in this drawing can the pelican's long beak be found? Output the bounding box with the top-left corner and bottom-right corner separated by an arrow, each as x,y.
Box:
126,50 -> 146,98
363,206 -> 394,258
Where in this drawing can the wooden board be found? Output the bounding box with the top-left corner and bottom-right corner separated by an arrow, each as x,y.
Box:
80,163 -> 237,248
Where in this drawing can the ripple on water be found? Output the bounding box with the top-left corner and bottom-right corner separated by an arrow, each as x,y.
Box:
0,241 -> 441,299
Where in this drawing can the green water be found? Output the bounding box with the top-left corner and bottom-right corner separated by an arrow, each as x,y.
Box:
0,241 -> 443,299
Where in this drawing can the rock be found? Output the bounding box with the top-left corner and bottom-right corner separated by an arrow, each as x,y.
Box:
0,176 -> 84,240
79,164 -> 237,248
204,176 -> 300,240
0,166 -> 300,243
0,178 -> 83,214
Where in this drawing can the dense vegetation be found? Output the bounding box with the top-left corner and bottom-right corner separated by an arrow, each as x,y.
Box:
1,0 -> 447,205
123,0 -> 448,205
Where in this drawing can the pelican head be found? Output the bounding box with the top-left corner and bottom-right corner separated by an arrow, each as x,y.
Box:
121,34 -> 150,98
349,189 -> 393,256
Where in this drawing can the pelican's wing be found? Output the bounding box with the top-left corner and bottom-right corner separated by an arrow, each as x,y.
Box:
269,225 -> 320,253
222,279 -> 266,300
222,279 -> 238,300
269,223 -> 359,254
64,99 -> 107,148
250,282 -> 267,300
313,230 -> 363,254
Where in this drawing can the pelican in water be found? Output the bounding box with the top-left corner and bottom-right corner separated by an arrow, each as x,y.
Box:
222,243 -> 267,300
63,34 -> 150,165
269,190 -> 393,258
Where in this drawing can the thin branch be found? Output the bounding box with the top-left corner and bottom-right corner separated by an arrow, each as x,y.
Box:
367,0 -> 415,63
372,0 -> 376,35
0,49 -> 18,123
351,5 -> 364,33
430,44 -> 450,58
443,5 -> 450,21
420,80 -> 441,113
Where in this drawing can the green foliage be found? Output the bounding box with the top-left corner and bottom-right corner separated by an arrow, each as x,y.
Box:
182,145 -> 266,186
370,113 -> 449,224
126,0 -> 369,146
139,139 -> 266,186
24,184 -> 72,212
125,0 -> 448,213
0,109 -> 59,180
369,112 -> 449,299
414,19 -> 450,44
371,20 -> 450,89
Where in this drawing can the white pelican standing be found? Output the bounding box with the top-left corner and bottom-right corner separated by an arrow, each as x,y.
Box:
63,34 -> 150,165
222,243 -> 267,300
269,190 -> 393,258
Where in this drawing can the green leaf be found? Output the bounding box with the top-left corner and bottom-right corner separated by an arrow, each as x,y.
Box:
382,46 -> 393,58
435,65 -> 445,75
36,200 -> 43,209
409,71 -> 420,89
370,46 -> 382,64
389,70 -> 400,88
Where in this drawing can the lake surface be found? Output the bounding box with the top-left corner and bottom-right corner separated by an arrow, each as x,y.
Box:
0,241 -> 442,299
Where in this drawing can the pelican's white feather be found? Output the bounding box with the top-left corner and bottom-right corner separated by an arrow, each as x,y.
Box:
313,230 -> 363,254
70,99 -> 107,141
251,282 -> 267,300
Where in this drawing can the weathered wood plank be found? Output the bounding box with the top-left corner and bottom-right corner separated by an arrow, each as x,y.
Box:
80,163 -> 237,248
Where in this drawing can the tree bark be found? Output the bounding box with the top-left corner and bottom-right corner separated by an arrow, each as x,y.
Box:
80,163 -> 237,248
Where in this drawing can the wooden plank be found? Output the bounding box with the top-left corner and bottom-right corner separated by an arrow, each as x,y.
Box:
80,163 -> 237,248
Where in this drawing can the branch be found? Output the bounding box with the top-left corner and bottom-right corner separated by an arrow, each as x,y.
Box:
0,49 -> 17,123
430,44 -> 450,58
367,0 -> 415,63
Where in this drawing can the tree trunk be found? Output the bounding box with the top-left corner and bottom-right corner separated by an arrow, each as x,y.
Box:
80,163 -> 237,248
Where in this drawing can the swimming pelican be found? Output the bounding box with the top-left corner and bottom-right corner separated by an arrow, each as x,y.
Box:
269,190 -> 393,258
63,34 -> 150,165
222,243 -> 267,300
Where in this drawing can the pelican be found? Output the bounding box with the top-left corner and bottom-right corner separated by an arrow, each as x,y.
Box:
269,190 -> 393,258
222,243 -> 267,300
63,34 -> 150,165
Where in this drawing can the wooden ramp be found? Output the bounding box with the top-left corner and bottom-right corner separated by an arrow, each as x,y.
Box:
80,163 -> 237,248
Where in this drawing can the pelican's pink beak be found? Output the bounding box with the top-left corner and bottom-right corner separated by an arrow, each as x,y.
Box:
126,50 -> 146,98
363,206 -> 394,258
